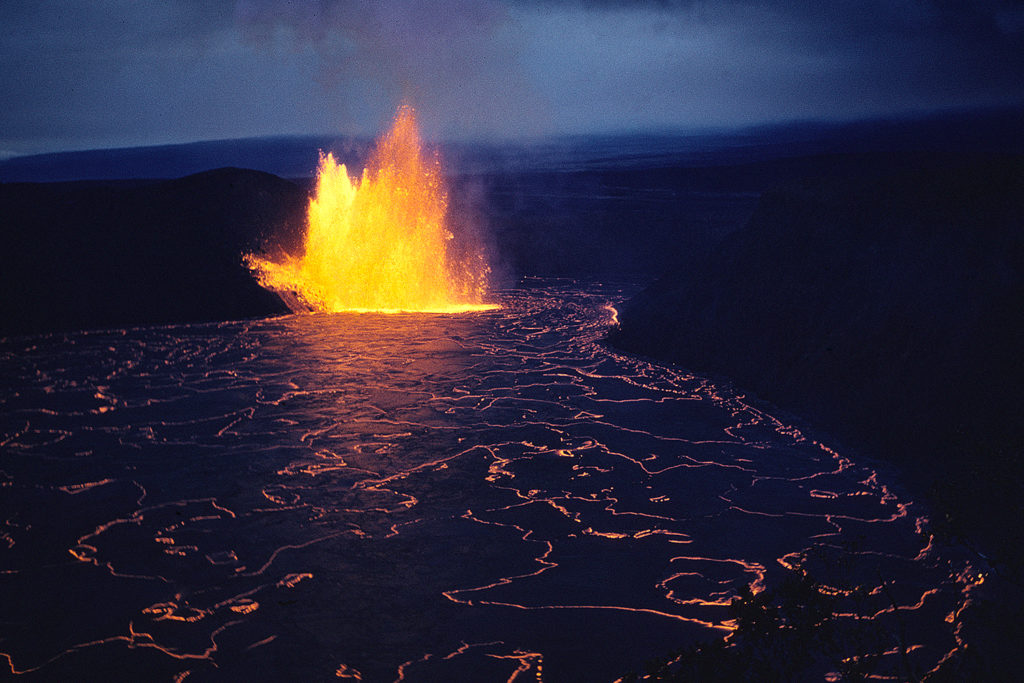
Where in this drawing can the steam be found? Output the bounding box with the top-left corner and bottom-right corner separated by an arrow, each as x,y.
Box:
233,0 -> 550,140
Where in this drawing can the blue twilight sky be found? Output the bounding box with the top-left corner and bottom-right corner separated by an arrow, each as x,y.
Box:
1,0 -> 1022,157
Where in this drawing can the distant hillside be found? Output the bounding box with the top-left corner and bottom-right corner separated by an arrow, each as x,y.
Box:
610,155 -> 1024,570
0,168 -> 306,336
2,107 -> 1021,183
0,136 -> 368,183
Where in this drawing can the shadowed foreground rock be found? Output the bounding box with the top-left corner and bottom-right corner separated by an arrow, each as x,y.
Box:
0,168 -> 307,336
611,156 -> 1024,572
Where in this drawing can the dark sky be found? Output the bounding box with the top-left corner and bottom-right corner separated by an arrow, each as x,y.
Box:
1,0 -> 1022,156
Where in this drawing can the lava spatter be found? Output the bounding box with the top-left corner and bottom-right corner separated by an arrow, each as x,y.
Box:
246,105 -> 497,314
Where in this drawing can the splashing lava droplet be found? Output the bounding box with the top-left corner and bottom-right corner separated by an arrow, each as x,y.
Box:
246,105 -> 497,313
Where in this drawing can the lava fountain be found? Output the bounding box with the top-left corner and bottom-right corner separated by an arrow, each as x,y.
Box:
246,105 -> 497,313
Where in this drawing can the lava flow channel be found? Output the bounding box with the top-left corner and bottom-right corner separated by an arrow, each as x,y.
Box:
246,105 -> 497,313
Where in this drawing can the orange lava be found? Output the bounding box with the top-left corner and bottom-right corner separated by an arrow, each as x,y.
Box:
246,105 -> 497,314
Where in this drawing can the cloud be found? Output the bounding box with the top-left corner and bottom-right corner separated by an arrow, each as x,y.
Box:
0,0 -> 1020,154
0,2 -> 249,151
511,0 -> 1023,126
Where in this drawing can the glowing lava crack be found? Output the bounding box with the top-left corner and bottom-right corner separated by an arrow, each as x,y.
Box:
246,105 -> 497,313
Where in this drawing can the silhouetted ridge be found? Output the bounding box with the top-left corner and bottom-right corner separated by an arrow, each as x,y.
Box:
611,155 -> 1024,570
0,168 -> 308,335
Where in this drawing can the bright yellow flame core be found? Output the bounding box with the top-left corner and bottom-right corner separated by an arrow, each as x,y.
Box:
247,106 -> 497,313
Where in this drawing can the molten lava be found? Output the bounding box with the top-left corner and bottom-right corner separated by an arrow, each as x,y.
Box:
246,105 -> 496,313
